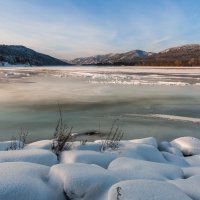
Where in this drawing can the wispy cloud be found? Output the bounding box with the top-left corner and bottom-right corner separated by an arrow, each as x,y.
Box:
0,0 -> 119,59
153,36 -> 172,45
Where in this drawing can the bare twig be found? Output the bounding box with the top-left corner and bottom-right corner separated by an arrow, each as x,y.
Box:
52,105 -> 73,160
117,187 -> 122,200
7,128 -> 29,150
100,119 -> 124,152
80,139 -> 87,145
18,128 -> 29,149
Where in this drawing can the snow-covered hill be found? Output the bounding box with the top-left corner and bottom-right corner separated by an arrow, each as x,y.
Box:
141,44 -> 200,66
70,44 -> 200,66
70,50 -> 152,65
0,45 -> 70,66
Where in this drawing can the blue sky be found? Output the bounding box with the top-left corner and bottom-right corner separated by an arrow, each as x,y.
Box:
0,0 -> 200,59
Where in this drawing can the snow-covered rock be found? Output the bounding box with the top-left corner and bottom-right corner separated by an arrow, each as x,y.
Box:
25,140 -> 53,150
49,163 -> 119,200
108,157 -> 184,181
0,162 -> 63,200
171,137 -> 200,156
183,167 -> 200,178
73,141 -> 102,151
162,151 -> 188,167
129,137 -> 158,148
61,150 -> 117,168
170,175 -> 200,200
122,144 -> 166,163
1,137 -> 200,199
0,149 -> 57,166
158,141 -> 183,156
107,180 -> 192,200
0,140 -> 23,151
185,155 -> 200,166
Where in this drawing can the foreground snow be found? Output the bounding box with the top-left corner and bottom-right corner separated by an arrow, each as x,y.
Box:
0,136 -> 200,199
0,162 -> 63,200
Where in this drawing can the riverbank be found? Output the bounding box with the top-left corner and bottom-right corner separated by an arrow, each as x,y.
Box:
0,136 -> 200,200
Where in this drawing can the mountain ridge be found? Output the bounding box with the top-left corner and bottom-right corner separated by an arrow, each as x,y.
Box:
0,45 -> 70,66
70,44 -> 200,66
1,44 -> 200,67
69,50 -> 153,65
139,44 -> 200,66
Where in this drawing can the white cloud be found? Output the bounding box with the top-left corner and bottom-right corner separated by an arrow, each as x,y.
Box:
153,36 -> 172,45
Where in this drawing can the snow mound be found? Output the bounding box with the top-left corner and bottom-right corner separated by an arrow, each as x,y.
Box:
129,137 -> 158,148
183,167 -> 200,178
171,137 -> 200,156
49,163 -> 119,200
107,180 -> 192,200
25,140 -> 52,150
158,141 -> 183,156
162,152 -> 188,167
170,175 -> 200,200
1,137 -> 200,199
108,157 -> 184,181
61,150 -> 117,168
0,140 -> 23,151
0,162 -> 63,200
185,155 -> 200,166
122,144 -> 166,163
73,141 -> 102,151
0,149 -> 57,166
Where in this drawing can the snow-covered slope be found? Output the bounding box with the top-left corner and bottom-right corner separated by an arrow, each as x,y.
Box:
142,44 -> 200,66
0,45 -> 70,66
70,44 -> 200,66
70,50 -> 151,65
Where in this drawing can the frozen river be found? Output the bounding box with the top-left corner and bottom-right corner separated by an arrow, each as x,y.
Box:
0,66 -> 200,142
